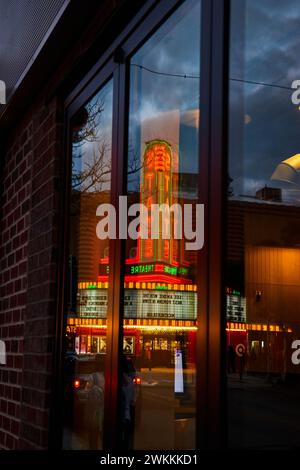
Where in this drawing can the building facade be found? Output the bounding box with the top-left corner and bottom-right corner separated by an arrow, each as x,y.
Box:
1,0 -> 300,453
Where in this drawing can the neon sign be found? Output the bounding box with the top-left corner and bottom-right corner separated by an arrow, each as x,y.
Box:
130,264 -> 155,274
226,287 -> 241,296
129,263 -> 189,276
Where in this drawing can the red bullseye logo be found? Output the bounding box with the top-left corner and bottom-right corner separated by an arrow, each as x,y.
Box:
235,343 -> 246,357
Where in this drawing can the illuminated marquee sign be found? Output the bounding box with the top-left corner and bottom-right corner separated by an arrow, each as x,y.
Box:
226,295 -> 246,323
79,289 -> 108,318
124,289 -> 196,320
79,288 -> 197,320
128,263 -> 189,276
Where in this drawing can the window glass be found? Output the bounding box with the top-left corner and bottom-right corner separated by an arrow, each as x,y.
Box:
63,79 -> 113,450
228,0 -> 300,449
121,0 -> 201,450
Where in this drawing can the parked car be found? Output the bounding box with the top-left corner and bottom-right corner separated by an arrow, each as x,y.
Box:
64,353 -> 141,431
64,353 -> 105,429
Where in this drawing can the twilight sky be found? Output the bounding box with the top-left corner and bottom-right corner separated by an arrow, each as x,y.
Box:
229,0 -> 300,204
76,0 -> 300,206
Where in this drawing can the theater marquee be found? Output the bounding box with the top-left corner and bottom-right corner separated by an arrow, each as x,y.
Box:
79,287 -> 197,320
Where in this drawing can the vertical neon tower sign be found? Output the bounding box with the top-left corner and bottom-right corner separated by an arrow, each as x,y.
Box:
139,139 -> 179,264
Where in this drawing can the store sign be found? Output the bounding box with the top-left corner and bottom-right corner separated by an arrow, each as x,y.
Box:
0,81 -> 6,105
79,288 -> 197,320
226,294 -> 246,323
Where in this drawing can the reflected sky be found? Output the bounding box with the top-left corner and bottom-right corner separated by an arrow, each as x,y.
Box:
127,0 -> 200,192
72,80 -> 113,193
229,0 -> 300,204
73,0 -> 300,204
129,0 -> 300,206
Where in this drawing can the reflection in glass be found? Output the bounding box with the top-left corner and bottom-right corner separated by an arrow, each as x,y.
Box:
121,0 -> 201,450
63,80 -> 113,449
228,0 -> 300,449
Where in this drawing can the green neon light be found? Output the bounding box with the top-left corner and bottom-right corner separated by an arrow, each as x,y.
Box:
178,267 -> 188,275
130,264 -> 188,277
130,264 -> 154,274
164,266 -> 177,275
232,289 -> 241,296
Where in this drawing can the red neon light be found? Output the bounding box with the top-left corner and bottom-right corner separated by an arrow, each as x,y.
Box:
146,173 -> 154,191
144,142 -> 171,172
155,264 -> 164,272
78,326 -> 107,333
97,274 -> 192,284
126,257 -> 140,265
74,379 -> 80,389
144,239 -> 154,258
99,257 -> 109,264
164,240 -> 169,259
127,259 -> 182,268
124,274 -> 191,284
164,174 -> 170,191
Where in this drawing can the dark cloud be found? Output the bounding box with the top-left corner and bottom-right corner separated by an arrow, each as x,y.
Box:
128,0 -> 200,186
229,0 -> 300,203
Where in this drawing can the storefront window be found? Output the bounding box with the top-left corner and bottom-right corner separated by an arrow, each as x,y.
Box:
227,0 -> 300,448
63,79 -> 113,449
120,0 -> 201,450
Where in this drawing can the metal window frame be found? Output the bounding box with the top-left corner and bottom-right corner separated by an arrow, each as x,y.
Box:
205,0 -> 230,449
54,0 -> 230,451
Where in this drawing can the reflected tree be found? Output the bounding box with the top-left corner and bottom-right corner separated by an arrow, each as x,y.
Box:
72,96 -> 142,194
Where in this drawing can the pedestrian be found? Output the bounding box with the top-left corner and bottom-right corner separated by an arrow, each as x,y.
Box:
145,344 -> 152,371
120,355 -> 136,449
227,345 -> 236,374
239,350 -> 246,381
86,372 -> 104,449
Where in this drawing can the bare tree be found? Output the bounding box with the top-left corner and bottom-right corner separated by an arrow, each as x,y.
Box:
72,95 -> 143,195
72,141 -> 111,192
72,97 -> 105,146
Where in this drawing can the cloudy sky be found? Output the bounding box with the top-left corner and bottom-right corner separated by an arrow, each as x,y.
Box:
72,79 -> 113,193
229,0 -> 300,203
127,0 -> 200,192
75,0 -> 300,205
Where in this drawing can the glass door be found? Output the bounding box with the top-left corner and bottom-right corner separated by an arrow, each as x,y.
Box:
227,0 -> 300,449
120,0 -> 202,450
60,0 -> 214,451
63,78 -> 113,450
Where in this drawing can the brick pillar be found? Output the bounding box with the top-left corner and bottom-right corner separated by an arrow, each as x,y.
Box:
0,121 -> 32,449
0,97 -> 63,449
19,98 -> 63,449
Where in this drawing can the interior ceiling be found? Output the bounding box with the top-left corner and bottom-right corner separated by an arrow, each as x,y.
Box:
0,0 -> 68,109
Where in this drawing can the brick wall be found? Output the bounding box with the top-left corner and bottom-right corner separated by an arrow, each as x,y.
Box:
0,0 -> 141,450
0,98 -> 63,449
0,116 -> 33,449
